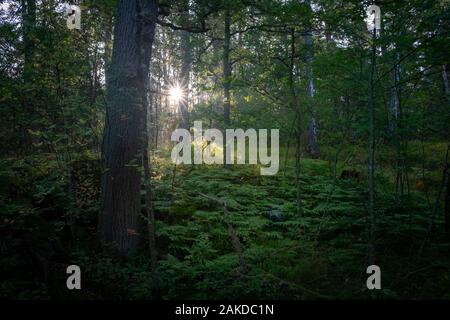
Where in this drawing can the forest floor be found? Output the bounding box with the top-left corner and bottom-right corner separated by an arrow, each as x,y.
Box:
1,149 -> 449,299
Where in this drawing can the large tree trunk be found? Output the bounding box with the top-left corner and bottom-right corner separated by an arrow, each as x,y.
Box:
179,0 -> 191,130
99,0 -> 157,256
305,0 -> 319,157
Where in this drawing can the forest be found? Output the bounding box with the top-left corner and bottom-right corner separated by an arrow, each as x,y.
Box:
0,0 -> 449,300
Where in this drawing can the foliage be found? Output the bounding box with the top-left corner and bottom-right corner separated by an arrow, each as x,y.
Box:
0,0 -> 449,300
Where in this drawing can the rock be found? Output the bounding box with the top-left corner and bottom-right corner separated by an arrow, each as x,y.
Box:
267,207 -> 283,222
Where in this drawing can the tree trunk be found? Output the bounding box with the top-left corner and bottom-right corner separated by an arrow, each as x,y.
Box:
445,165 -> 450,241
22,0 -> 36,82
223,10 -> 232,167
389,52 -> 400,138
443,64 -> 450,103
103,14 -> 113,84
179,0 -> 191,131
390,51 -> 408,199
289,28 -> 302,216
154,74 -> 161,149
442,65 -> 450,241
99,0 -> 158,256
20,0 -> 36,151
143,122 -> 157,270
368,28 -> 377,265
223,10 -> 231,126
305,0 -> 319,157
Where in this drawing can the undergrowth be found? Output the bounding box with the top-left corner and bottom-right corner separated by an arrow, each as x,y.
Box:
1,155 -> 449,299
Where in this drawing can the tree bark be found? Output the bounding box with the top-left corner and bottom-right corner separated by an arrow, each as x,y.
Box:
445,164 -> 450,241
179,0 -> 191,131
289,28 -> 302,216
442,65 -> 450,241
103,14 -> 113,85
20,0 -> 36,151
368,28 -> 377,265
143,127 -> 157,270
22,0 -> 36,82
223,10 -> 232,168
305,0 -> 319,157
443,64 -> 450,103
390,51 -> 409,199
99,0 -> 158,256
389,52 -> 400,138
223,10 -> 231,126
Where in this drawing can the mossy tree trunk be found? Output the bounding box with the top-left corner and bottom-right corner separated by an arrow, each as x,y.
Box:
99,0 -> 158,256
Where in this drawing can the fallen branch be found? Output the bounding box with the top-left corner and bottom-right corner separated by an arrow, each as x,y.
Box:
199,193 -> 247,273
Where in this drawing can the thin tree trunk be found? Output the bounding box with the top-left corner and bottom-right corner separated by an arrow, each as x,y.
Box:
391,51 -> 408,200
20,0 -> 36,151
442,65 -> 450,240
368,28 -> 377,265
223,10 -> 231,126
143,132 -> 157,270
289,28 -> 302,216
179,0 -> 191,131
103,14 -> 113,84
445,164 -> 450,241
389,52 -> 400,138
305,0 -> 319,157
223,10 -> 232,168
283,114 -> 297,176
154,73 -> 161,149
421,144 -> 450,251
99,0 -> 158,256
22,0 -> 36,82
443,64 -> 450,103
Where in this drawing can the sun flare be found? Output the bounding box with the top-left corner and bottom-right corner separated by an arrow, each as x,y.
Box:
169,85 -> 183,102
